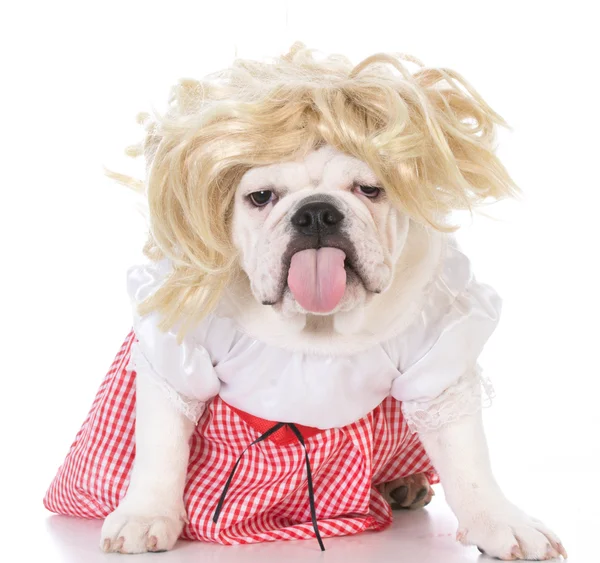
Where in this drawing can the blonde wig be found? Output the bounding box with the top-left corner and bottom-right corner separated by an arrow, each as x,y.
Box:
112,42 -> 518,335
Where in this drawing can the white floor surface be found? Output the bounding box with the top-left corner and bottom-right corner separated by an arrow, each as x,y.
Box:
34,469 -> 594,562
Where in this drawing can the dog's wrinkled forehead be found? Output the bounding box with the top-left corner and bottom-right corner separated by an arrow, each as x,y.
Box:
238,146 -> 380,195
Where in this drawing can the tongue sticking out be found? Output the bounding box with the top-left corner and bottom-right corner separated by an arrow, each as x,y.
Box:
287,247 -> 347,313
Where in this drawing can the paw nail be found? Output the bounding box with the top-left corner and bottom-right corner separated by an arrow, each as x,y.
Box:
148,536 -> 158,550
116,537 -> 125,552
456,528 -> 467,543
557,543 -> 568,558
511,545 -> 524,559
102,539 -> 111,552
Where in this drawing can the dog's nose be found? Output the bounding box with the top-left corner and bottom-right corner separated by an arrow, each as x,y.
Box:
291,202 -> 344,236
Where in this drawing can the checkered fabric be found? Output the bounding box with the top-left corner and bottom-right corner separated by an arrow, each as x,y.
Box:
44,331 -> 438,545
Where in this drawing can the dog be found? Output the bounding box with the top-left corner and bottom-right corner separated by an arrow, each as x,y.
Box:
66,44 -> 567,559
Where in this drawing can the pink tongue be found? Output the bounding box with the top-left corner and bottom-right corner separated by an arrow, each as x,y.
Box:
288,248 -> 347,313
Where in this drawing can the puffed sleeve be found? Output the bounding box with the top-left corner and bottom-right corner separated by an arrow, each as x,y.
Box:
389,239 -> 500,433
127,259 -> 228,424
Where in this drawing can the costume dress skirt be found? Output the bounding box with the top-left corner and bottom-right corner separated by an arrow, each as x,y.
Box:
44,331 -> 438,546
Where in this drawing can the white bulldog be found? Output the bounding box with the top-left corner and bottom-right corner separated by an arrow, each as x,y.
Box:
101,144 -> 565,560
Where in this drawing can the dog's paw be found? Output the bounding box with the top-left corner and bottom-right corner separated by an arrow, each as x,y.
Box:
377,472 -> 435,510
456,504 -> 567,560
100,504 -> 186,554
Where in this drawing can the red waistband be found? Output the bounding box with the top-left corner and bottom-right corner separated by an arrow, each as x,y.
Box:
225,402 -> 324,445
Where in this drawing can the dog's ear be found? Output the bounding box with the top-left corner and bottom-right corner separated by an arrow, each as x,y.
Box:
104,76 -> 240,337
413,67 -> 518,206
333,54 -> 518,227
139,77 -> 245,335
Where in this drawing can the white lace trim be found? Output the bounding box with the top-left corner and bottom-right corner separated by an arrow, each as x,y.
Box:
401,366 -> 495,434
128,348 -> 206,424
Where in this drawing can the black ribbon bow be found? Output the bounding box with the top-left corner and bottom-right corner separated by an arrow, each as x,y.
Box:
212,421 -> 325,551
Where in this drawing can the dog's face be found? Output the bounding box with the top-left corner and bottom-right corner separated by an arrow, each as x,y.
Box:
231,146 -> 410,318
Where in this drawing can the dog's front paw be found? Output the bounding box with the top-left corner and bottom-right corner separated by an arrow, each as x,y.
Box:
100,503 -> 186,554
457,503 -> 567,560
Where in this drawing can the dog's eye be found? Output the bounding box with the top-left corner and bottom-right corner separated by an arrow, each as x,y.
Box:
356,185 -> 381,198
249,190 -> 274,207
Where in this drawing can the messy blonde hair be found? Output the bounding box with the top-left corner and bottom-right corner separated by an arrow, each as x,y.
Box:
112,42 -> 517,335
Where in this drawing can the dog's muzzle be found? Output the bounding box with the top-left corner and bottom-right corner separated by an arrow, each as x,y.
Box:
283,199 -> 357,313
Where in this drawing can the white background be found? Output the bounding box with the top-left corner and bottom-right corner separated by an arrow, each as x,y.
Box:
2,1 -> 599,561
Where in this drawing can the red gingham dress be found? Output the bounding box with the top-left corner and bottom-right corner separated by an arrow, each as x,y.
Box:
44,331 -> 438,546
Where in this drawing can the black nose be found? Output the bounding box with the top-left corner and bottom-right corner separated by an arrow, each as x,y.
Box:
291,202 -> 344,236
